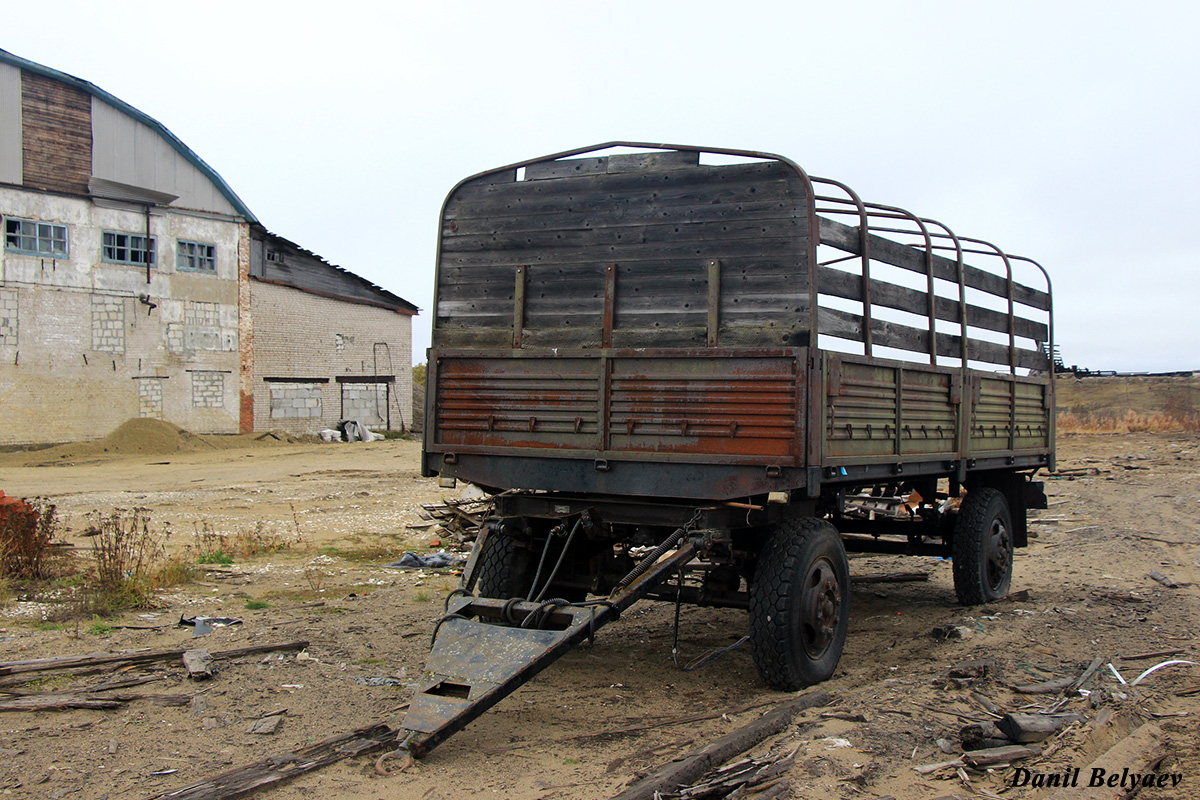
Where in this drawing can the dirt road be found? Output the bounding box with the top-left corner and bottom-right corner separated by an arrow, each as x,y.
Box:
0,429 -> 1197,799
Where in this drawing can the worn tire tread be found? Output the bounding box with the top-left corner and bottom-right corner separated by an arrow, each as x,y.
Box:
475,533 -> 528,600
952,487 -> 1013,605
749,518 -> 849,691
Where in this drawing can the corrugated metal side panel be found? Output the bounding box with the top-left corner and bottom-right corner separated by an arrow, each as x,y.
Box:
825,358 -> 957,460
970,377 -> 1014,452
432,351 -> 804,464
21,70 -> 90,195
608,356 -> 799,461
435,357 -> 602,450
826,361 -> 898,459
0,62 -> 20,184
91,99 -> 237,216
900,369 -> 957,455
1013,381 -> 1050,449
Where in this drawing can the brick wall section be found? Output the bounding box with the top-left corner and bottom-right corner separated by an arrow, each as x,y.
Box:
268,382 -> 323,419
0,289 -> 16,345
342,383 -> 389,427
251,280 -> 412,435
90,296 -> 125,353
138,377 -> 163,418
191,371 -> 225,408
0,188 -> 242,445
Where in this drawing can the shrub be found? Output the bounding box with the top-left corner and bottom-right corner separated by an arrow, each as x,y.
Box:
0,496 -> 60,579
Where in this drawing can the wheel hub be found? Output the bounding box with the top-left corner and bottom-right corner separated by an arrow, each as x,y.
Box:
800,558 -> 841,658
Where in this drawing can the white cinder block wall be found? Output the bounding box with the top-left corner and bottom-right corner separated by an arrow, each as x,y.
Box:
250,280 -> 413,435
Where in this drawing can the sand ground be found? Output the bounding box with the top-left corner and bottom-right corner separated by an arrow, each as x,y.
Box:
0,426 -> 1197,799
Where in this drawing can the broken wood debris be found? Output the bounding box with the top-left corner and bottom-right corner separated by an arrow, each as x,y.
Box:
851,571 -> 929,584
1148,568 -> 1181,588
961,743 -> 1043,767
412,498 -> 491,543
1118,648 -> 1186,661
0,640 -> 309,677
1012,657 -> 1102,695
1043,723 -> 1166,800
146,722 -> 401,800
997,712 -> 1087,743
610,690 -> 831,800
182,649 -> 214,680
0,690 -> 189,712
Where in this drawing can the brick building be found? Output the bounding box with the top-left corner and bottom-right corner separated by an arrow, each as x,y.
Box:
0,49 -> 417,445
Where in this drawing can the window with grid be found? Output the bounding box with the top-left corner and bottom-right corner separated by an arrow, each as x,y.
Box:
4,217 -> 69,257
176,240 -> 216,272
102,231 -> 156,266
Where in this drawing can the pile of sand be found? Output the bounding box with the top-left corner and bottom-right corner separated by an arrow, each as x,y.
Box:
1,418 -> 219,465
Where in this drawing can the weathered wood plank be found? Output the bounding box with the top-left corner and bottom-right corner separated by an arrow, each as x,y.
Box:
818,307 -> 1046,369
441,218 -> 804,253
440,234 -> 804,268
0,640 -> 309,677
611,690 -> 830,800
146,722 -> 400,800
443,199 -> 807,236
817,266 -> 1048,342
819,217 -> 1050,311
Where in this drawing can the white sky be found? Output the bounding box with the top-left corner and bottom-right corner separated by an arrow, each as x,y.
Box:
7,1 -> 1198,371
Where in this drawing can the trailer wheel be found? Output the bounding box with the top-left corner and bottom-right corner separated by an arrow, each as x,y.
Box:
475,531 -> 531,600
952,487 -> 1013,605
749,518 -> 849,691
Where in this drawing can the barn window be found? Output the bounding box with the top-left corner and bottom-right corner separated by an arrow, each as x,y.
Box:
4,217 -> 68,257
177,240 -> 216,272
102,231 -> 156,266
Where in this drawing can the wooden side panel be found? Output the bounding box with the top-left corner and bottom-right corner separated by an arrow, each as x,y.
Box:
21,71 -> 91,195
436,159 -> 810,349
608,355 -> 800,461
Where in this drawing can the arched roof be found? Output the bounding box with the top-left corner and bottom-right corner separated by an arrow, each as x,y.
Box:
0,47 -> 257,223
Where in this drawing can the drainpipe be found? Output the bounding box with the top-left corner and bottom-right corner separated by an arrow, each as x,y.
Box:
145,203 -> 152,284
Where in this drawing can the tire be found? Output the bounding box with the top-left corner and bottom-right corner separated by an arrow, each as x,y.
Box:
952,487 -> 1014,605
475,530 -> 531,600
749,518 -> 850,691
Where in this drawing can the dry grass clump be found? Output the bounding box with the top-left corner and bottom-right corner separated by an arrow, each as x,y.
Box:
1057,409 -> 1200,434
190,520 -> 304,564
81,507 -> 176,613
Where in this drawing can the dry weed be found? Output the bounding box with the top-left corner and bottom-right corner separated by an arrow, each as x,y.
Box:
1057,409 -> 1200,434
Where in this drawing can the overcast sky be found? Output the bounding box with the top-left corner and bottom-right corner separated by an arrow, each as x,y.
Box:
6,1 -> 1197,371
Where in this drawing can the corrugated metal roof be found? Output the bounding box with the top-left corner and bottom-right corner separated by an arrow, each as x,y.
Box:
255,226 -> 419,315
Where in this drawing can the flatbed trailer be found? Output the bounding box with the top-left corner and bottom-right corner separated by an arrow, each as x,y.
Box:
399,143 -> 1053,758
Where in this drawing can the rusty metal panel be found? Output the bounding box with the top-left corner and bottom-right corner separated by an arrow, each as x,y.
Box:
433,350 -> 805,467
608,354 -> 801,462
434,356 -> 601,450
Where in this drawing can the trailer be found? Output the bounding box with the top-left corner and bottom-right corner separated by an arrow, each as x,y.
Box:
397,142 -> 1053,760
